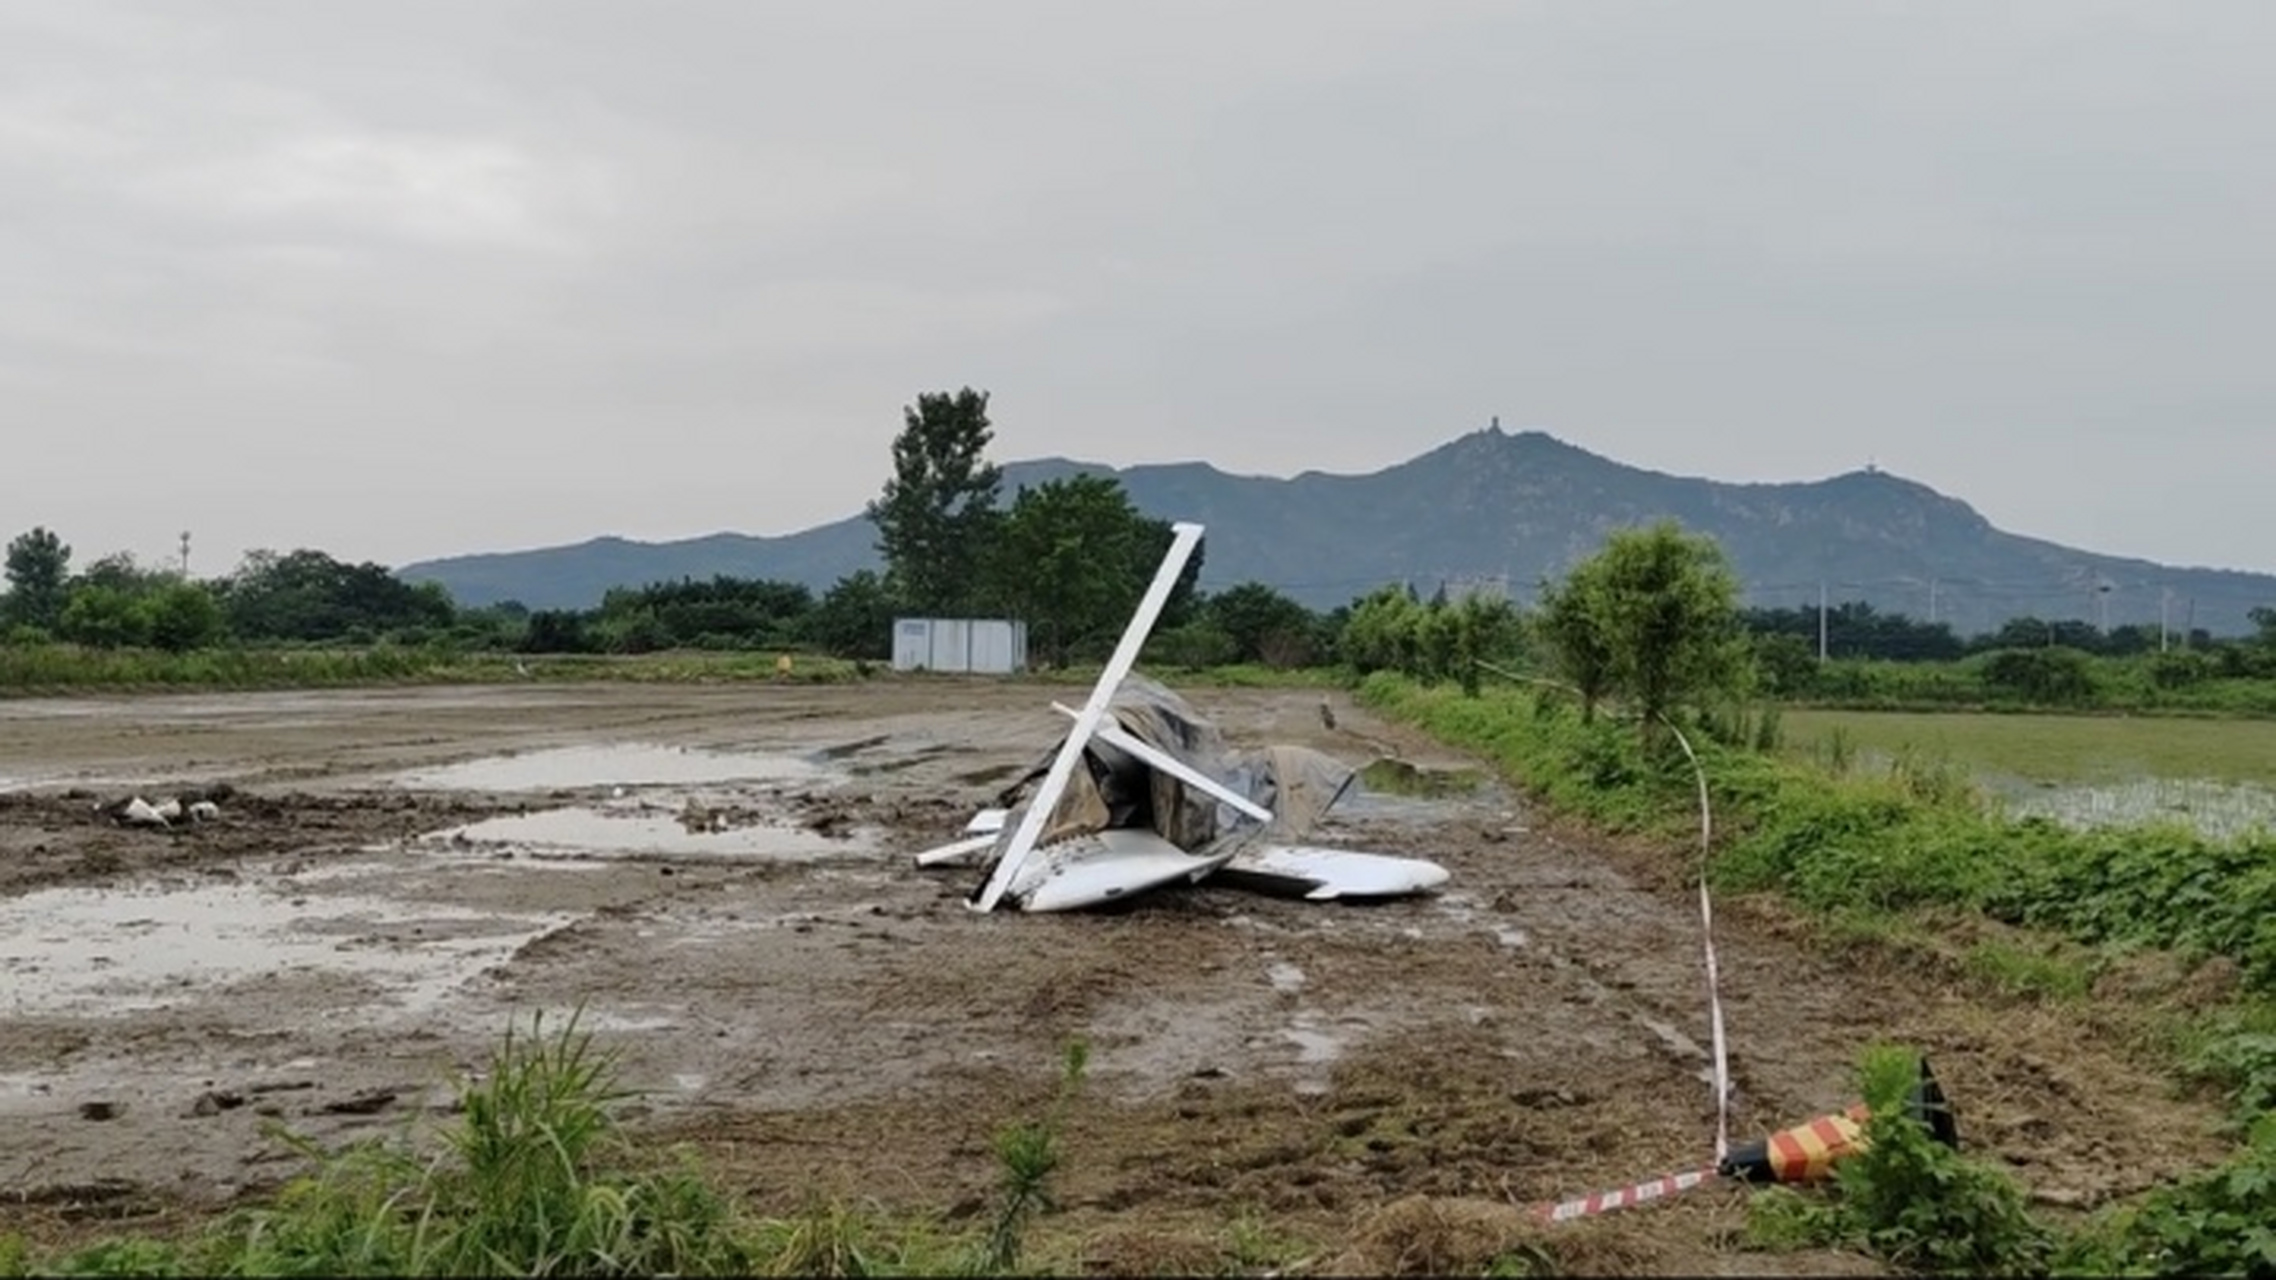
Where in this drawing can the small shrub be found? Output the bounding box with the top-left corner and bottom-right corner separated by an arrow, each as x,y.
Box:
1753,703 -> 1784,753
1743,1046 -> 2050,1275
1961,940 -> 2091,1002
214,1008 -> 750,1277
747,1200 -> 893,1278
2183,1023 -> 2276,1123
1824,724 -> 1856,774
2061,1114 -> 2276,1276
984,1038 -> 1088,1273
1887,747 -> 1977,809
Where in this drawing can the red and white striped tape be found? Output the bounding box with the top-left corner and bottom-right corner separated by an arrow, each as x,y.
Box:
1534,1165 -> 1722,1223
1468,681 -> 1743,1227
1662,718 -> 1733,1165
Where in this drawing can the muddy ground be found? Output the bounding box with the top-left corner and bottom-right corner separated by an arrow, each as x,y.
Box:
0,680 -> 2229,1272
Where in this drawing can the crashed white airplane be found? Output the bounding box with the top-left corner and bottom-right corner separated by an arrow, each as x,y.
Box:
913,521 -> 1450,913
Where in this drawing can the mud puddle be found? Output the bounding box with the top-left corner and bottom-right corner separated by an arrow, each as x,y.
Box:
0,872 -> 573,1019
387,743 -> 837,792
1359,757 -> 1487,798
424,804 -> 880,862
1339,758 -> 1502,823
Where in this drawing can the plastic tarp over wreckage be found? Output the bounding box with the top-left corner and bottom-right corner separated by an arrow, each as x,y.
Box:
911,521 -> 1449,913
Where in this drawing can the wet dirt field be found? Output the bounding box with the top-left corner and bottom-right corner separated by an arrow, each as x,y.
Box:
0,680 -> 2226,1271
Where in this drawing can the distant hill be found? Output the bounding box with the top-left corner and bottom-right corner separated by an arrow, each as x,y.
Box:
398,427 -> 2276,636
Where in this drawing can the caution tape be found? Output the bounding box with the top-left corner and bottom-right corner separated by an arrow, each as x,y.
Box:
1532,1164 -> 1722,1223
1659,715 -> 1733,1165
1475,673 -> 1903,1225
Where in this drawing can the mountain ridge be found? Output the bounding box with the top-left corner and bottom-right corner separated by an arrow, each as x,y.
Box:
398,427 -> 2275,636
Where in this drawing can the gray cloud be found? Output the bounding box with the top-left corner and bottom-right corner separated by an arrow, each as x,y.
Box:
2,0 -> 2270,580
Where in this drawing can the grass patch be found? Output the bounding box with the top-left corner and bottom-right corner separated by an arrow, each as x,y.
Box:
19,1013 -> 1094,1277
0,645 -> 874,695
1961,939 -> 2093,1003
0,644 -> 1356,697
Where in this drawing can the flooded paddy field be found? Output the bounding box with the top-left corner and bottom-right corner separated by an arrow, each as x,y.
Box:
1780,707 -> 2276,839
0,683 -> 2232,1270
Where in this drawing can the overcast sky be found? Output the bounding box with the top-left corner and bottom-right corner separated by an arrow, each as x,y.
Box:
4,1 -> 2271,578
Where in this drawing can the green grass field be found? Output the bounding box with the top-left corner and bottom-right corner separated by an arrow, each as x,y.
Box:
1778,707 -> 2276,787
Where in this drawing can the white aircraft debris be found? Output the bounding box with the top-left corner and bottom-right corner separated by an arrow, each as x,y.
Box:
915,520 -> 1452,913
117,796 -> 168,827
99,791 -> 225,828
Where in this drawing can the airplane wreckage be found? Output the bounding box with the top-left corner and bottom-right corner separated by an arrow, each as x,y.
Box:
912,521 -> 1452,913
915,523 -> 1969,1220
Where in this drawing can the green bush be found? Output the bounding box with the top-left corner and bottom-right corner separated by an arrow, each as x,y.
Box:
1747,1047 -> 2049,1275
2061,1116 -> 2276,1277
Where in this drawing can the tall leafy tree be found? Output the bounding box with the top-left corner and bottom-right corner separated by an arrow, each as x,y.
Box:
1207,582 -> 1318,666
144,581 -> 223,653
1337,585 -> 1426,675
221,548 -> 452,642
75,552 -> 174,595
1535,565 -> 1615,719
4,526 -> 72,631
866,387 -> 1003,615
1538,521 -> 1747,731
57,585 -> 151,648
987,474 -> 1183,666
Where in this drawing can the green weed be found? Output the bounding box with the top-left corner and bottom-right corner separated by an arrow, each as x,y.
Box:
2058,1115 -> 2276,1276
1961,940 -> 2092,1002
1823,723 -> 1856,774
1836,1047 -> 2049,1274
740,1200 -> 933,1277
1221,1207 -> 1313,1271
982,1038 -> 1088,1274
2176,1007 -> 2276,1125
43,1238 -> 187,1277
183,1008 -> 745,1277
16,1020 -> 1122,1278
1741,1047 -> 2049,1275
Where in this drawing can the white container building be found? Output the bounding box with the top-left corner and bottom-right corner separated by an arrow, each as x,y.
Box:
891,618 -> 1029,674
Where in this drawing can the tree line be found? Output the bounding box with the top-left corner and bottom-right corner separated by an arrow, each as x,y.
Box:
2,531 -> 456,653
8,385 -> 2275,694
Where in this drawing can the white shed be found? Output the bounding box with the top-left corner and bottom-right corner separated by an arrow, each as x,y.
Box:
892,618 -> 1029,674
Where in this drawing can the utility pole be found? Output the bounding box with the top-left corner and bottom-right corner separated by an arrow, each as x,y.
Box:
178,531 -> 191,577
2160,587 -> 2173,653
2096,581 -> 2111,633
1817,580 -> 1829,662
1928,577 -> 1939,626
